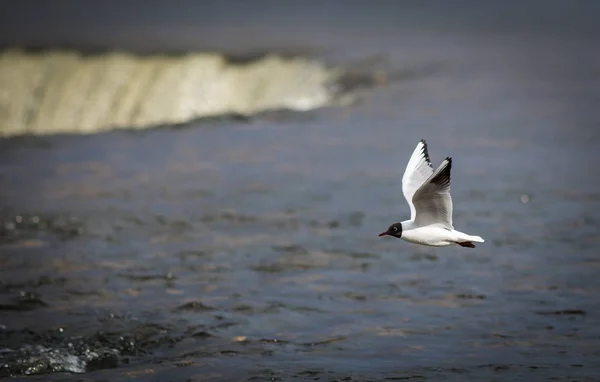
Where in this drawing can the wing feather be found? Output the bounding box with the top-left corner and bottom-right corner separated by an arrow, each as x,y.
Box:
402,140 -> 434,220
412,157 -> 454,229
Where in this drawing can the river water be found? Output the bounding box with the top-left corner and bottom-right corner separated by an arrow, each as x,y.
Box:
1,1 -> 600,381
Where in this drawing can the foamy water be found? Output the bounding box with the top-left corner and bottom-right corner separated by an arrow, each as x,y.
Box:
0,50 -> 343,136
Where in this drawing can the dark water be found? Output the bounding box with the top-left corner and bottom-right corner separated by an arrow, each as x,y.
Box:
2,2 -> 600,381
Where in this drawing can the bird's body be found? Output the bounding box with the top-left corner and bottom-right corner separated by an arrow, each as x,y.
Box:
399,221 -> 483,247
378,140 -> 484,248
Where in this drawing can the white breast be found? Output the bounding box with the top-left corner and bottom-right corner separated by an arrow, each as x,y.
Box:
400,221 -> 456,247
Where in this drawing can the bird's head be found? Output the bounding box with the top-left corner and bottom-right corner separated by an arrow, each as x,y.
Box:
378,222 -> 403,238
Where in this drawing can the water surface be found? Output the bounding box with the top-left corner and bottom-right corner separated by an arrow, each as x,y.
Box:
1,2 -> 600,381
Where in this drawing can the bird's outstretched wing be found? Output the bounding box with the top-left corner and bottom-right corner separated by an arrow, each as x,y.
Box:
412,157 -> 454,229
402,140 -> 434,220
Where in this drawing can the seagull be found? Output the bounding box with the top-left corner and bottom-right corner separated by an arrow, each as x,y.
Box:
378,140 -> 484,248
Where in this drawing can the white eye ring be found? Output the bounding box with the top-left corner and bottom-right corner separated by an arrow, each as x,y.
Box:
392,226 -> 398,231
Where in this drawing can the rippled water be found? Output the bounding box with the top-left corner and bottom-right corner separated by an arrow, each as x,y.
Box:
2,2 -> 600,381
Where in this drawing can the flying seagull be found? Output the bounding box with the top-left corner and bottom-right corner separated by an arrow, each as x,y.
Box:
378,140 -> 484,248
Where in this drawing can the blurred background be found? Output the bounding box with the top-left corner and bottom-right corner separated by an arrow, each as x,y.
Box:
1,1 -> 599,380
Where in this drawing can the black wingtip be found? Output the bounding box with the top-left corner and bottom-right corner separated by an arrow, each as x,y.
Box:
431,156 -> 452,187
420,139 -> 432,165
443,157 -> 452,175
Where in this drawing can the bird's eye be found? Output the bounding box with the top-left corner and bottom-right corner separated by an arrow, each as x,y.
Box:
392,226 -> 398,232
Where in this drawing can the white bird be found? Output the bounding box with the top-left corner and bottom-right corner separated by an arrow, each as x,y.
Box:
378,139 -> 484,248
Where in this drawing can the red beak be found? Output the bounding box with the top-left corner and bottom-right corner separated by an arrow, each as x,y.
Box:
378,232 -> 388,237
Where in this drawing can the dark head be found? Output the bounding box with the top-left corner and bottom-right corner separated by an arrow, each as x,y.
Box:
378,223 -> 403,238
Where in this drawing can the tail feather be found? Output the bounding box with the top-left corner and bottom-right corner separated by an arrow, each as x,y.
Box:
453,230 -> 485,244
468,235 -> 485,243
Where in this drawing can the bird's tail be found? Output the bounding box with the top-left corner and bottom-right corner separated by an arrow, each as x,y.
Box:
467,235 -> 485,243
453,231 -> 485,243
